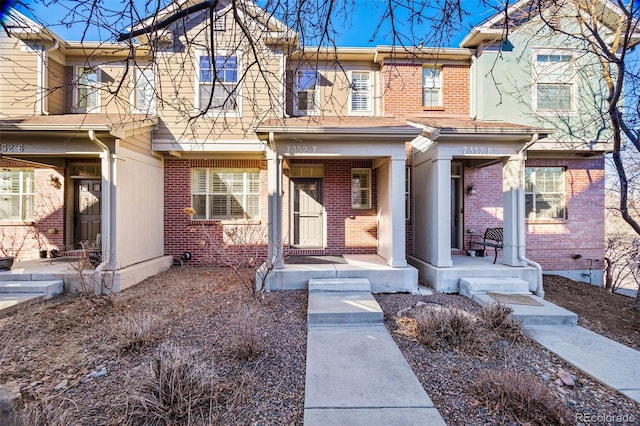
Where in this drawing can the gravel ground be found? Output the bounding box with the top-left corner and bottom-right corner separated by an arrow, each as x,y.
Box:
2,268 -> 639,425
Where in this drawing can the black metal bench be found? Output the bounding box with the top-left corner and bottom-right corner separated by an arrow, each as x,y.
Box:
470,227 -> 503,264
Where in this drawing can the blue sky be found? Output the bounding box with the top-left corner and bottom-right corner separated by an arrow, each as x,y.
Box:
5,0 -> 497,47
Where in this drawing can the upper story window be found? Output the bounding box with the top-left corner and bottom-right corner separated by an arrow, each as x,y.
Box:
525,167 -> 566,220
197,52 -> 241,115
294,70 -> 319,116
0,169 -> 34,221
132,67 -> 155,114
191,168 -> 259,220
74,66 -> 100,113
422,67 -> 442,108
351,168 -> 371,209
533,51 -> 575,113
349,71 -> 372,115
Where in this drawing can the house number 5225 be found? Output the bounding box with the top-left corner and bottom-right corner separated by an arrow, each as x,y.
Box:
285,145 -> 317,154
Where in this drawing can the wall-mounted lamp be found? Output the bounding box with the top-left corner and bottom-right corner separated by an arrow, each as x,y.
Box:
49,175 -> 61,189
466,184 -> 476,195
571,254 -> 582,260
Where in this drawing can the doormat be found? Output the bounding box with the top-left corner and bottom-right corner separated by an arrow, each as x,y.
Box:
487,292 -> 543,306
285,255 -> 347,265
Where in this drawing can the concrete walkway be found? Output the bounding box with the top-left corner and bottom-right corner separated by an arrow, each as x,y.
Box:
524,325 -> 640,403
304,279 -> 446,425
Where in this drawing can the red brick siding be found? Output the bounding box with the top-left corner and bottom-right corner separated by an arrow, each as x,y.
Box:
382,63 -> 470,116
0,160 -> 65,261
462,158 -> 605,271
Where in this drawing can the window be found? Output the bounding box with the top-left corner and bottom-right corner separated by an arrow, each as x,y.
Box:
198,53 -> 240,113
294,70 -> 319,115
349,71 -> 372,114
132,67 -> 155,113
525,167 -> 565,220
422,67 -> 442,108
191,168 -> 259,220
0,169 -> 34,221
534,52 -> 575,112
351,168 -> 371,209
74,66 -> 100,113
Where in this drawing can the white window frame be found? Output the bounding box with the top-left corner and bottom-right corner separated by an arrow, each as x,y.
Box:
0,168 -> 34,221
293,69 -> 320,116
73,66 -> 101,113
348,71 -> 373,116
525,167 -> 566,220
351,168 -> 371,209
130,66 -> 156,114
532,49 -> 577,115
191,168 -> 259,220
422,67 -> 442,108
195,50 -> 242,117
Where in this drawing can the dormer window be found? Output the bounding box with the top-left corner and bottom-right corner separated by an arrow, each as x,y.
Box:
294,70 -> 319,116
74,66 -> 100,113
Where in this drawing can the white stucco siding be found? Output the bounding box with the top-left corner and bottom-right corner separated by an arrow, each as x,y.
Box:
113,144 -> 164,268
377,161 -> 391,261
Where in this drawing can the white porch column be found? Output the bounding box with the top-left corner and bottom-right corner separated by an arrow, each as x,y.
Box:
266,148 -> 283,269
388,157 -> 407,267
431,156 -> 453,267
502,154 -> 526,266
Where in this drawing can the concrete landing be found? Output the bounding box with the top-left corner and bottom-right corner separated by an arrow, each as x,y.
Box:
304,325 -> 445,425
524,325 -> 640,403
473,293 -> 578,326
459,277 -> 530,298
307,292 -> 383,326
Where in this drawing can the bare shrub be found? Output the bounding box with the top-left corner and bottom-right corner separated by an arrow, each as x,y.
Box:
471,370 -> 572,425
12,398 -> 77,426
67,255 -> 116,305
229,306 -> 262,361
112,312 -> 161,354
478,303 -> 523,343
414,307 -> 482,353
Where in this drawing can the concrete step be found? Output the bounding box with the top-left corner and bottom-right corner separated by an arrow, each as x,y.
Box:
308,278 -> 371,292
0,293 -> 47,316
0,280 -> 63,299
459,277 -> 529,298
308,292 -> 383,326
473,294 -> 578,326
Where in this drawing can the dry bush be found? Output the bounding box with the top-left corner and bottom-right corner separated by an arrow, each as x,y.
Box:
12,398 -> 77,426
229,306 -> 263,361
477,303 -> 524,343
112,312 -> 161,354
414,307 -> 483,353
471,370 -> 573,425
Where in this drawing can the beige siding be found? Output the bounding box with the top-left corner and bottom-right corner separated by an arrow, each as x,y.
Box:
152,10 -> 284,142
46,57 -> 65,114
0,35 -> 39,116
118,130 -> 153,156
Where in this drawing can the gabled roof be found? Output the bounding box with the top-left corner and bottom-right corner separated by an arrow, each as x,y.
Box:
2,8 -> 62,44
460,0 -> 640,48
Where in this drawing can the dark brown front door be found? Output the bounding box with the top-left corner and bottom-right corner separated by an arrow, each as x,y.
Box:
75,180 -> 101,245
292,178 -> 323,248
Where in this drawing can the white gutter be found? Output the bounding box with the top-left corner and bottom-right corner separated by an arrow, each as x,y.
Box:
87,130 -> 114,292
518,133 -> 544,297
38,40 -> 59,115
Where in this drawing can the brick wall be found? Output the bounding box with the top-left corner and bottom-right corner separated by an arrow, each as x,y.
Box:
382,63 -> 470,116
0,160 -> 65,261
462,157 -> 605,271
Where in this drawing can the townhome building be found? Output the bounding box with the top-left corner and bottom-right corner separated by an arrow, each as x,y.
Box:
1,0 -> 628,294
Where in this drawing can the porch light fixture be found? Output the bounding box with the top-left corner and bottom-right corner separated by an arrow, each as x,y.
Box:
466,184 -> 476,195
49,175 -> 61,189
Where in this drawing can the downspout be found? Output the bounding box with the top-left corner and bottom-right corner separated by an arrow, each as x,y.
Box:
518,133 -> 544,297
38,40 -> 59,115
88,130 -> 113,277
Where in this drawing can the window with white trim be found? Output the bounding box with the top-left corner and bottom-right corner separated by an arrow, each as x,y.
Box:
74,66 -> 100,113
0,169 -> 34,221
351,168 -> 371,209
198,53 -> 240,113
525,167 -> 566,220
132,67 -> 155,113
191,168 -> 259,220
294,70 -> 319,115
533,51 -> 575,112
349,71 -> 372,114
422,67 -> 442,107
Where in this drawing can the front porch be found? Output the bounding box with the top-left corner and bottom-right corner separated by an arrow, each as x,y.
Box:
266,254 -> 419,293
409,254 -> 539,294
